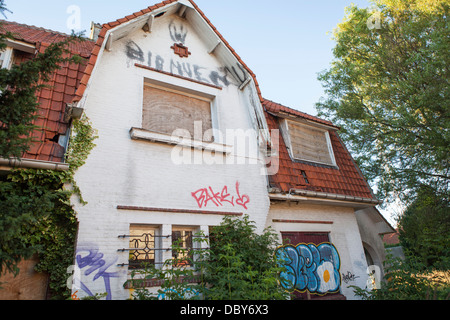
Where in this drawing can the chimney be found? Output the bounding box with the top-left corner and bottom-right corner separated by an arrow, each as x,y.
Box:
89,22 -> 102,41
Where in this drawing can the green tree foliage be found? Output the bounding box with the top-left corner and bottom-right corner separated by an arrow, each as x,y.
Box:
0,2 -> 97,298
398,185 -> 450,270
129,216 -> 288,300
316,0 -> 449,204
352,254 -> 450,300
0,117 -> 97,298
205,215 -> 287,300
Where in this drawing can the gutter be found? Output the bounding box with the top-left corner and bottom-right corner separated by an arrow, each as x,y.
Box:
0,158 -> 69,171
269,188 -> 382,206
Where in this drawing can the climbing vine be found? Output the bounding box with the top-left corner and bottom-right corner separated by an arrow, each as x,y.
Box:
0,116 -> 97,299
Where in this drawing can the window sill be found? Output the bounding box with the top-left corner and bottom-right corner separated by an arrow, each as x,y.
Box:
124,275 -> 201,289
130,127 -> 232,155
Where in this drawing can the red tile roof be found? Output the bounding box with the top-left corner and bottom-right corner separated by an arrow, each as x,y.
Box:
0,20 -> 94,57
264,101 -> 376,200
0,20 -> 95,163
383,230 -> 400,245
263,99 -> 339,129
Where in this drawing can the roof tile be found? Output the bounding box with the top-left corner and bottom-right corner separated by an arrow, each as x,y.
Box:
0,20 -> 95,163
265,108 -> 375,200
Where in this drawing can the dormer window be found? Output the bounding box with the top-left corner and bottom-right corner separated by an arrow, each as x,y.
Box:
0,47 -> 13,69
280,119 -> 337,167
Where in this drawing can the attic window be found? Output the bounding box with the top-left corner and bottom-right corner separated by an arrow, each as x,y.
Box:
0,47 -> 13,69
281,119 -> 337,167
142,84 -> 213,142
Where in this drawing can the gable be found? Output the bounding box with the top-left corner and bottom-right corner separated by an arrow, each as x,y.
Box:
121,14 -> 242,89
73,0 -> 271,146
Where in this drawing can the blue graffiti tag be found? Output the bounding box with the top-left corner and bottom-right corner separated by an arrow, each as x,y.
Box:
275,243 -> 341,294
75,243 -> 122,300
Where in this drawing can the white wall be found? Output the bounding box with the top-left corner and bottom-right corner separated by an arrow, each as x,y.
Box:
71,14 -> 270,300
267,202 -> 369,300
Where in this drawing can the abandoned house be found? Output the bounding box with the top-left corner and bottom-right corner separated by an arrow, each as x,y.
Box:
0,0 -> 395,300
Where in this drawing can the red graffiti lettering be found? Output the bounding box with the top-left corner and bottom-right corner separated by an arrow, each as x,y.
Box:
192,182 -> 250,210
235,182 -> 250,210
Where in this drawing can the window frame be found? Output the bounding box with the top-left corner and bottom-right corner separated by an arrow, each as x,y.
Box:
128,224 -> 162,270
280,118 -> 337,168
127,225 -> 203,271
0,47 -> 13,69
142,81 -> 218,143
171,226 -> 197,268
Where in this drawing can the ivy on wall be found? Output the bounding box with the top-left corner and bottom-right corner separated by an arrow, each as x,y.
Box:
0,116 -> 97,299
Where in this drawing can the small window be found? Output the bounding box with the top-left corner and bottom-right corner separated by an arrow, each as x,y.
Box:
0,47 -> 13,69
128,225 -> 158,269
127,225 -> 198,270
282,119 -> 336,167
142,85 -> 213,142
172,227 -> 194,267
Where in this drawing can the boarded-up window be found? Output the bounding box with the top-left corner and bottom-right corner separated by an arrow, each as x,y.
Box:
284,120 -> 335,166
143,85 -> 213,142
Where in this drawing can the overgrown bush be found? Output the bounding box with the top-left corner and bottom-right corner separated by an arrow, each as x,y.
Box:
352,255 -> 450,300
0,117 -> 97,299
129,215 -> 288,300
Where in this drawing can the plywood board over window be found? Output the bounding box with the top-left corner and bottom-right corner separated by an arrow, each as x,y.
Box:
282,119 -> 336,167
143,85 -> 213,142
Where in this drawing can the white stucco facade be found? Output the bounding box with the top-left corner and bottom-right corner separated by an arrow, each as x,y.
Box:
71,10 -> 272,301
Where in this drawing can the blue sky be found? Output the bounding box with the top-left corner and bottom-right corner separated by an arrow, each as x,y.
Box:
3,0 -> 373,117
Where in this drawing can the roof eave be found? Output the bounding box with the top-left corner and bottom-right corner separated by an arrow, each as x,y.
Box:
269,189 -> 382,208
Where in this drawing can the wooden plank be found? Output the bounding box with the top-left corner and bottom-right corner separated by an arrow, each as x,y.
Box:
287,121 -> 333,165
0,255 -> 48,300
142,86 -> 213,142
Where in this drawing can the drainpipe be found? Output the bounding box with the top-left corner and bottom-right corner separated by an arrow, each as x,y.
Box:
270,189 -> 381,206
0,158 -> 69,171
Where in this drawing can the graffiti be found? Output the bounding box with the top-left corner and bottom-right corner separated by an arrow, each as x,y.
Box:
192,181 -> 250,210
275,243 -> 341,295
71,290 -> 81,300
125,41 -> 243,88
158,287 -> 200,300
125,41 -> 145,62
71,243 -> 123,300
169,21 -> 188,44
342,271 -> 360,284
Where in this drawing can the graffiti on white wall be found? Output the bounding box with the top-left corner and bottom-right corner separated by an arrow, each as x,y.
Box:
124,18 -> 248,88
275,243 -> 341,295
68,243 -> 124,300
191,181 -> 250,210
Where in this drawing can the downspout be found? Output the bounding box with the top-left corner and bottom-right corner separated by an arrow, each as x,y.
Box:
0,158 -> 69,171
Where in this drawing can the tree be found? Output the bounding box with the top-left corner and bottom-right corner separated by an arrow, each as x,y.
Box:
0,2 -> 90,295
130,215 -> 288,300
398,184 -> 450,270
205,215 -> 288,300
0,4 -> 84,159
316,0 -> 449,204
